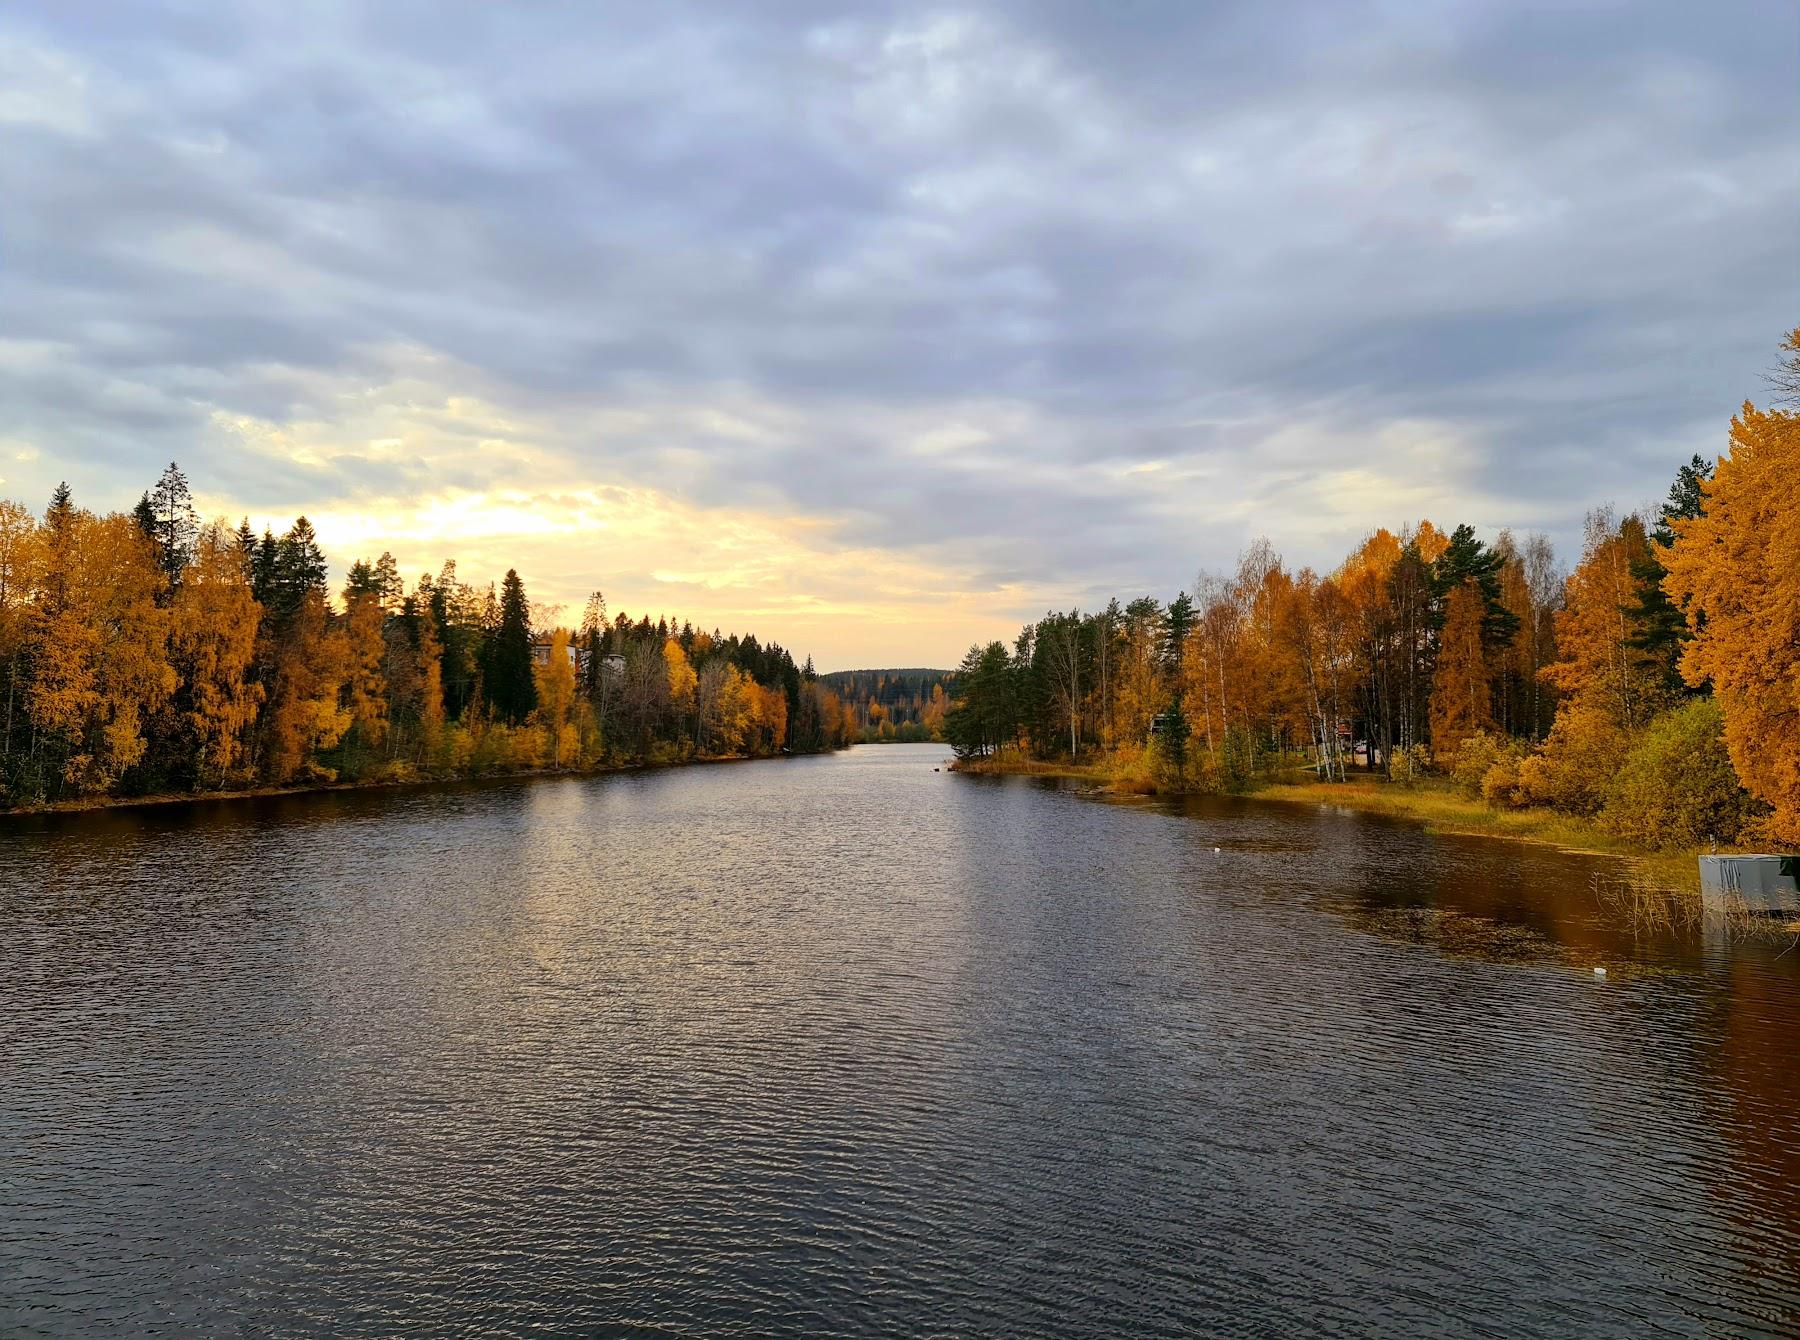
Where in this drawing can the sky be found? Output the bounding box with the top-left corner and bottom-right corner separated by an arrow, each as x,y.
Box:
2,1 -> 1796,670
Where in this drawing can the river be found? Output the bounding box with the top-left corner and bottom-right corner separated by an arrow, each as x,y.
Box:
4,742 -> 1797,1336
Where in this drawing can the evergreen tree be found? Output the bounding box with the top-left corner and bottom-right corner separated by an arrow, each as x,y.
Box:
251,529 -> 279,606
945,641 -> 1017,758
42,483 -> 75,612
1161,592 -> 1196,674
1432,524 -> 1520,647
270,518 -> 328,624
145,462 -> 199,588
483,569 -> 537,723
1630,454 -> 1713,691
234,519 -> 257,576
1159,592 -> 1197,769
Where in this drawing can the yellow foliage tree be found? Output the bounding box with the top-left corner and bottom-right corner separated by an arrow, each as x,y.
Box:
168,522 -> 264,785
338,589 -> 389,757
1528,511 -> 1668,813
1662,403 -> 1800,841
1541,511 -> 1664,731
920,682 -> 948,738
665,638 -> 696,713
28,506 -> 175,794
533,628 -> 577,766
749,680 -> 788,752
414,603 -> 447,764
262,593 -> 350,782
1429,581 -> 1494,759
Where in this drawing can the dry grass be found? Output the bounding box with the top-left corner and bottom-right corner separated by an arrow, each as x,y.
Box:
1593,867 -> 1800,945
1253,777 -> 1702,888
961,756 -> 1717,890
951,748 -> 1161,792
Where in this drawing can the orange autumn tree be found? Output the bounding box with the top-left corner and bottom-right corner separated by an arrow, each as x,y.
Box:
28,496 -> 176,794
1522,510 -> 1668,814
167,521 -> 264,786
340,585 -> 389,755
1429,581 -> 1493,758
1663,403 -> 1800,841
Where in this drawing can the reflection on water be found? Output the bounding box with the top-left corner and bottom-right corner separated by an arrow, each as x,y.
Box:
4,745 -> 1798,1336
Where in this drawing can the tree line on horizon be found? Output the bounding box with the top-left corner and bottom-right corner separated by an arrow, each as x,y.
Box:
0,468 -> 854,807
819,669 -> 954,743
947,342 -> 1800,851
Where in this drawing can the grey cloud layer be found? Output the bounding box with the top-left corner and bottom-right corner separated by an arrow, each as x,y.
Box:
3,0 -> 1796,624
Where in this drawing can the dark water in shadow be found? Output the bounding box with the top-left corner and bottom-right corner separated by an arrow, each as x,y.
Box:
3,743 -> 1797,1337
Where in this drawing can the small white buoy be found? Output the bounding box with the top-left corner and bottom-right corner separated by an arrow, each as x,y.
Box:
1593,966 -> 1607,978
1213,846 -> 1221,854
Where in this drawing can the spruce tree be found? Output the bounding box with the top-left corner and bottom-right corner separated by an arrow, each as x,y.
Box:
484,569 -> 537,723
270,517 -> 328,624
145,462 -> 199,587
1631,454 -> 1713,691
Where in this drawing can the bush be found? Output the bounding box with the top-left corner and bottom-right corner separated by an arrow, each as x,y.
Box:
1390,744 -> 1432,787
1447,733 -> 1501,795
1600,698 -> 1756,851
1518,702 -> 1628,815
1481,752 -> 1531,809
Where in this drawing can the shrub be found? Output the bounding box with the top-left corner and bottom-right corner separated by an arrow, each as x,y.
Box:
1390,744 -> 1432,787
1600,698 -> 1757,851
1518,702 -> 1628,815
1447,733 -> 1502,795
1481,752 -> 1531,809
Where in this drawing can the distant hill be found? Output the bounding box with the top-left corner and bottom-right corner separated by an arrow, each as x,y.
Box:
819,668 -> 955,742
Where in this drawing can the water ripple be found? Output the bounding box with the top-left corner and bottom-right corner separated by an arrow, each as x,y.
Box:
3,745 -> 1798,1337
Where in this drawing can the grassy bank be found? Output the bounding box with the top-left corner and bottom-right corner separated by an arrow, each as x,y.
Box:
951,749 -> 1162,794
1251,777 -> 1703,889
951,749 -> 1707,888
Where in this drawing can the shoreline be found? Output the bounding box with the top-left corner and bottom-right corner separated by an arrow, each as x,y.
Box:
950,753 -> 1706,889
0,749 -> 817,821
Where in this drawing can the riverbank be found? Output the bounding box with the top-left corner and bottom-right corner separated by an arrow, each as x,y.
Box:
951,751 -> 1708,888
0,749 -> 816,819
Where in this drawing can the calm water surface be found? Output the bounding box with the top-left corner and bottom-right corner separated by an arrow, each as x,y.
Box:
4,743 -> 1798,1336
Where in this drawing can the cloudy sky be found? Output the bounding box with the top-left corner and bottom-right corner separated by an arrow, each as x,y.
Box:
3,2 -> 1795,668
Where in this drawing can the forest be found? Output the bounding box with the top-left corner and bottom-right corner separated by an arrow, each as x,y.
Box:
819,669 -> 954,743
947,380 -> 1800,852
0,468 -> 854,809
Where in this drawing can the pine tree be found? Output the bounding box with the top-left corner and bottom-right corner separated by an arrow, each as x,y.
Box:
1433,524 -> 1520,648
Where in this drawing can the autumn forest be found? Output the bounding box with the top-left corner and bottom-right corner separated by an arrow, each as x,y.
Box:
0,468 -> 856,809
7,341 -> 1799,854
946,375 -> 1800,853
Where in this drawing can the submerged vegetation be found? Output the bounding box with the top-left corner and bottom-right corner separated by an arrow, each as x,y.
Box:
949,335 -> 1800,861
0,467 -> 854,810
